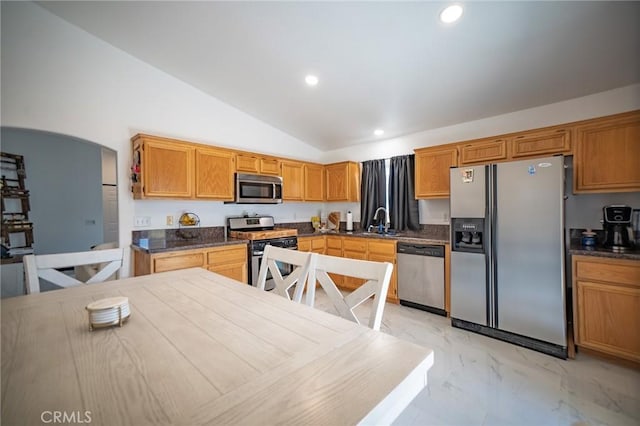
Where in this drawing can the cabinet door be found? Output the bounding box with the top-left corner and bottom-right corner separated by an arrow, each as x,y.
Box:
281,161 -> 304,201
574,111 -> 640,193
326,162 -> 359,202
142,139 -> 193,198
207,245 -> 247,283
195,147 -> 235,200
304,163 -> 325,201
459,138 -> 508,165
415,146 -> 458,198
297,238 -> 312,252
368,252 -> 397,301
342,249 -> 367,290
576,280 -> 640,362
235,154 -> 260,174
511,128 -> 571,158
209,263 -> 247,283
260,158 -> 280,175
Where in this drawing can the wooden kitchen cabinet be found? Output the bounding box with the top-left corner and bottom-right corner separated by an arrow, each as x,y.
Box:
459,138 -> 508,165
573,110 -> 640,193
367,240 -> 398,302
304,163 -> 325,201
510,126 -> 572,158
194,147 -> 235,200
414,145 -> 458,199
132,134 -> 235,200
325,236 -> 344,286
280,160 -> 304,201
342,238 -> 368,290
573,255 -> 640,364
132,135 -> 194,199
325,162 -> 360,202
133,243 -> 248,283
206,245 -> 248,283
298,235 -> 326,254
235,153 -> 280,176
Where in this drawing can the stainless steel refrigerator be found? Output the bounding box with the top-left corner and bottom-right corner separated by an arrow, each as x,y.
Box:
449,156 -> 567,358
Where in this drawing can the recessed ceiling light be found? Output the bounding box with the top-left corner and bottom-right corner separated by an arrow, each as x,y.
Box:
374,129 -> 385,136
305,75 -> 319,86
440,4 -> 463,23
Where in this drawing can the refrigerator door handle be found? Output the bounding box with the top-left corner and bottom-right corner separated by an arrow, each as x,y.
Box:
488,164 -> 498,328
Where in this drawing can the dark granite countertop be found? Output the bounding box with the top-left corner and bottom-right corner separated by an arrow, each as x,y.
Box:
131,236 -> 249,254
568,241 -> 640,261
297,230 -> 449,245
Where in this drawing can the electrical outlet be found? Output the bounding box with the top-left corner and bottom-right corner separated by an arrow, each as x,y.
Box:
134,216 -> 151,227
166,215 -> 174,226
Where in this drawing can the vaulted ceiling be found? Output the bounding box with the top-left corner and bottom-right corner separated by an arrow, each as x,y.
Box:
39,1 -> 640,151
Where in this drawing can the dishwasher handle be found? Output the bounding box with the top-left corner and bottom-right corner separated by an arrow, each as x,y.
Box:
397,243 -> 444,257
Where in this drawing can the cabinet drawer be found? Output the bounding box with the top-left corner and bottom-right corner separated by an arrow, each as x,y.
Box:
368,240 -> 396,256
574,258 -> 640,287
297,238 -> 312,252
326,236 -> 342,250
311,237 -> 326,251
207,245 -> 247,266
208,263 -> 247,283
343,238 -> 367,252
154,252 -> 205,273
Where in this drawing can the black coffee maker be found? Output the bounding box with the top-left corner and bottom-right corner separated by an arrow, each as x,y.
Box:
602,205 -> 635,252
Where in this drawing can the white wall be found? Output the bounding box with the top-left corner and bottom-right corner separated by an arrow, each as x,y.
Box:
1,2 -> 323,276
2,2 -> 638,276
321,85 -> 640,224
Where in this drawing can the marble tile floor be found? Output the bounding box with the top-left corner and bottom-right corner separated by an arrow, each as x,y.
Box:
310,290 -> 640,426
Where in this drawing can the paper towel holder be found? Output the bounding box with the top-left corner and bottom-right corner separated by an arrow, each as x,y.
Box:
346,210 -> 354,232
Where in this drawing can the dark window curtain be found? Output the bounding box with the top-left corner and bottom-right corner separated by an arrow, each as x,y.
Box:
389,154 -> 420,231
360,159 -> 387,231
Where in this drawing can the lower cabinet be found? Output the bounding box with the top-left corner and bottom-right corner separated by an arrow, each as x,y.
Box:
133,244 -> 248,283
300,235 -> 398,303
572,255 -> 640,364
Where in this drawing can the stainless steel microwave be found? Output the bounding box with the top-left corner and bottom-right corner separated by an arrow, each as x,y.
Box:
234,173 -> 283,204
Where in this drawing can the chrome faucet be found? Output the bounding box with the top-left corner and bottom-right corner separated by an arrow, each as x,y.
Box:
373,207 -> 390,233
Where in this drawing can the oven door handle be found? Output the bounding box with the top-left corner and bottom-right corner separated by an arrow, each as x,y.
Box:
253,251 -> 264,256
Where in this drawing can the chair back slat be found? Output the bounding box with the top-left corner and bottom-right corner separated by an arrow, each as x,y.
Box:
23,248 -> 124,294
256,246 -> 314,302
307,254 -> 393,331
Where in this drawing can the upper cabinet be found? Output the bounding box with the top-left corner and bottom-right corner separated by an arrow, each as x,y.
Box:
459,138 -> 507,165
304,163 -> 325,201
132,135 -> 194,199
325,161 -> 360,202
132,134 -> 234,200
510,126 -> 572,158
414,145 -> 458,199
235,153 -> 280,175
573,110 -> 640,193
194,147 -> 235,200
280,160 -> 304,201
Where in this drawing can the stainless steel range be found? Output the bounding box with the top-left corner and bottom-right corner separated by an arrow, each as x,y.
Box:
227,215 -> 298,290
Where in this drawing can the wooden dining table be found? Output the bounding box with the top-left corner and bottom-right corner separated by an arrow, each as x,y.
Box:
1,267 -> 434,425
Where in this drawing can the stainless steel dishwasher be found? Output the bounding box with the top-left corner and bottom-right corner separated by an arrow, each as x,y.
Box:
397,243 -> 446,316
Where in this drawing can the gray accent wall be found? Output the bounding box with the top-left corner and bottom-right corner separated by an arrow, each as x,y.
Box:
1,127 -> 105,254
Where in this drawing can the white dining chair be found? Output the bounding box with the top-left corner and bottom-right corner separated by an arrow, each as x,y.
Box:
255,245 -> 315,302
74,242 -> 119,282
306,254 -> 393,331
23,248 -> 124,294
